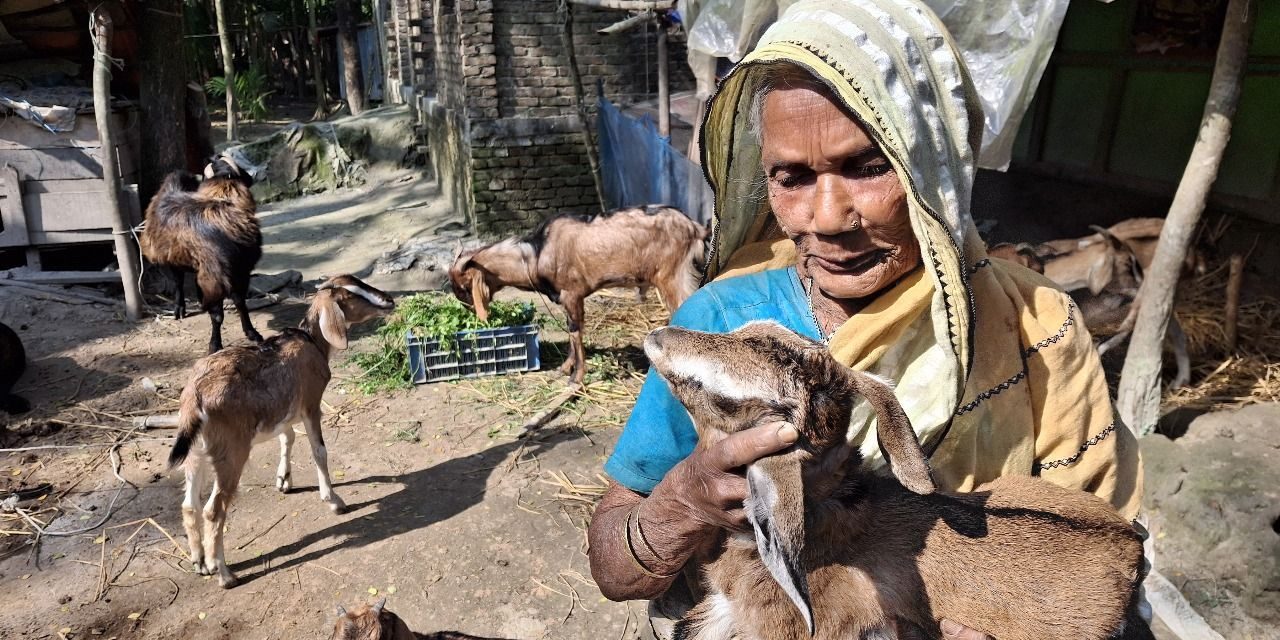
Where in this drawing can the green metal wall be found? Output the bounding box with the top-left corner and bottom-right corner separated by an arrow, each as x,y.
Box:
1011,0 -> 1280,222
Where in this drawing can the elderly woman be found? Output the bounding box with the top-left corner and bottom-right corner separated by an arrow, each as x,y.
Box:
586,0 -> 1143,638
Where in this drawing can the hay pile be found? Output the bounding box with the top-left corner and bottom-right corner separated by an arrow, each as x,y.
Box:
1166,259 -> 1280,410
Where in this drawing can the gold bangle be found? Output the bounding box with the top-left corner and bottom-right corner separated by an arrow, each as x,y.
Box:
621,506 -> 678,580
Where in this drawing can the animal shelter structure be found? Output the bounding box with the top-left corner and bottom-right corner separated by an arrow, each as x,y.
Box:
380,0 -> 694,234
0,1 -> 143,282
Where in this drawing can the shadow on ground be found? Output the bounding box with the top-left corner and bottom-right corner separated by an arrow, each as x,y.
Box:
228,431 -> 575,584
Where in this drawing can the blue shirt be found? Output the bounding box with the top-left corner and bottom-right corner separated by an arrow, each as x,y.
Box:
603,268 -> 823,493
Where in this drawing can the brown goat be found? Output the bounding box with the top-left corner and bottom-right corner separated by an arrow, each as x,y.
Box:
986,242 -> 1044,274
141,154 -> 264,353
167,275 -> 395,588
330,599 -> 510,640
1032,219 -> 1196,388
449,205 -> 707,384
644,321 -> 1150,640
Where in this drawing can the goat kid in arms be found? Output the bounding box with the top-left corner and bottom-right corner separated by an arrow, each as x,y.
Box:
167,275 -> 394,588
642,321 -> 1151,640
449,205 -> 707,385
141,153 -> 264,353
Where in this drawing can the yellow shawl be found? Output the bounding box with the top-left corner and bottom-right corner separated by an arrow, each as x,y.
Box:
700,0 -> 1141,519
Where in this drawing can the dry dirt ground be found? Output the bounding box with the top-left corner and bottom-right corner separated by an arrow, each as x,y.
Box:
0,171 -> 1275,639
0,172 -> 652,640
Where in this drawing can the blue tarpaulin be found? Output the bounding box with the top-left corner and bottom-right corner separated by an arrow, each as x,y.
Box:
597,96 -> 714,226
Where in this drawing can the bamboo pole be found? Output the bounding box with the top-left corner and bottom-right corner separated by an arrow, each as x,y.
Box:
1224,253 -> 1245,351
213,0 -> 238,140
1116,0 -> 1257,435
90,8 -> 143,322
558,0 -> 608,213
657,20 -> 670,138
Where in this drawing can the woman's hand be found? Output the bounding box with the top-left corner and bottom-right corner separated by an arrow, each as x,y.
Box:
648,421 -> 800,531
588,421 -> 799,602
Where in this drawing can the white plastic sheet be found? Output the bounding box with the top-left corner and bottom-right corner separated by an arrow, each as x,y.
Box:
678,0 -> 1073,170
921,0 -> 1072,170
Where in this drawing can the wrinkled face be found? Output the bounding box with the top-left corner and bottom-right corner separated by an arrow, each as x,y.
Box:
760,86 -> 921,300
643,322 -> 854,453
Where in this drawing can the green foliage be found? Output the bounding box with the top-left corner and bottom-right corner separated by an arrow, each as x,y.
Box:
348,294 -> 538,394
205,65 -> 275,121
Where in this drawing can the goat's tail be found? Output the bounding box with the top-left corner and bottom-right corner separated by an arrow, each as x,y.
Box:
168,393 -> 206,469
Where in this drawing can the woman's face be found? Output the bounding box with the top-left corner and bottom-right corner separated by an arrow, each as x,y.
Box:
760,85 -> 921,301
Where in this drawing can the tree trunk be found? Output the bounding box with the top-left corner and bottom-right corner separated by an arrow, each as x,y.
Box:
213,0 -> 238,140
307,0 -> 327,119
90,8 -> 144,321
335,0 -> 366,116
1115,0 -> 1257,435
138,0 -> 187,205
289,0 -> 307,98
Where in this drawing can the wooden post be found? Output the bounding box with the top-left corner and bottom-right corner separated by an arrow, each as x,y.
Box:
1115,0 -> 1257,435
213,0 -> 238,140
656,19 -> 670,138
1224,253 -> 1245,351
558,0 -> 608,213
91,8 -> 143,322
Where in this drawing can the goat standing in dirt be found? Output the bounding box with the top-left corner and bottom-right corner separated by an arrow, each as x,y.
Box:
643,322 -> 1150,640
167,275 -> 395,588
330,599 -> 508,640
141,154 -> 264,353
449,205 -> 707,385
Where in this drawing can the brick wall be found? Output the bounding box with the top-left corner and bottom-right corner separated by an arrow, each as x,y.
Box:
409,0 -> 695,235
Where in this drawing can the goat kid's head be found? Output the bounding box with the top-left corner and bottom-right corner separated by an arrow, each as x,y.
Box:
645,321 -> 936,634
448,246 -> 495,322
310,275 -> 396,351
330,598 -> 414,640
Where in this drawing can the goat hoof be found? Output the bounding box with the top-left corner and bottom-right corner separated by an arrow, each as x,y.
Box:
247,331 -> 264,344
218,574 -> 239,589
327,499 -> 347,514
558,360 -> 574,376
275,475 -> 292,493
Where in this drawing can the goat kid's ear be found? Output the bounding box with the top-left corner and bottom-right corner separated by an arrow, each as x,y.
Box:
747,454 -> 814,635
318,295 -> 350,350
841,370 -> 936,495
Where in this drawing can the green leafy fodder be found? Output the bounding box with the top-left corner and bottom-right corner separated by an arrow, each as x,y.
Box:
349,294 -> 536,393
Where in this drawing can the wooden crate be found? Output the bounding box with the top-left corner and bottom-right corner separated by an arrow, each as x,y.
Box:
0,109 -> 141,251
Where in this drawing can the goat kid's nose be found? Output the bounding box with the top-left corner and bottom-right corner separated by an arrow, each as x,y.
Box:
643,328 -> 667,357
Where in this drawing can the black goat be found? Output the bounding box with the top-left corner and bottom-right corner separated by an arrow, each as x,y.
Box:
0,321 -> 29,414
141,155 -> 264,353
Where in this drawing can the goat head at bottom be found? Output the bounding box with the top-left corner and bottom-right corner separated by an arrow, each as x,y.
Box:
644,321 -> 1152,640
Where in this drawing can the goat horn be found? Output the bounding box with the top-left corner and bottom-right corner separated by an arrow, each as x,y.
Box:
335,605 -> 347,617
372,597 -> 386,613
